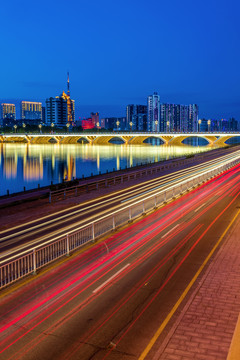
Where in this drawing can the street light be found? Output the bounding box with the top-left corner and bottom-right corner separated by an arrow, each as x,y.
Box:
39,124 -> 42,133
207,119 -> 211,132
13,124 -> 17,133
116,120 -> 120,131
198,119 -> 202,133
51,122 -> 54,134
166,121 -> 170,133
129,121 -> 133,132
22,123 -> 26,130
155,120 -> 158,132
66,123 -> 70,133
96,122 -> 100,132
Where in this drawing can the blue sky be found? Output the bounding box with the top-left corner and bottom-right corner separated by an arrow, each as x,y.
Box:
1,0 -> 240,119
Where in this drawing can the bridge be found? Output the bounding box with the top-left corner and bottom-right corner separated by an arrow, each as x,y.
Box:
1,132 -> 240,146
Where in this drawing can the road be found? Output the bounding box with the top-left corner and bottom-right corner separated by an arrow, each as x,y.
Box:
0,160 -> 240,360
1,148 -> 240,260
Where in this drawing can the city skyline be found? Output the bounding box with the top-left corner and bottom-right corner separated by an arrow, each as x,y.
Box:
0,93 -> 238,124
1,0 -> 240,121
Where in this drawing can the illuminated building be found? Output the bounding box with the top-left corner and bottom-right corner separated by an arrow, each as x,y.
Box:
82,118 -> 95,130
126,105 -> 134,130
147,93 -> 160,132
42,106 -> 46,123
160,103 -> 199,132
1,103 -> 16,125
21,101 -> 42,123
188,104 -> 198,132
229,117 -> 238,131
91,112 -> 100,127
101,117 -> 126,130
46,73 -> 75,127
160,104 -> 174,132
126,105 -> 147,131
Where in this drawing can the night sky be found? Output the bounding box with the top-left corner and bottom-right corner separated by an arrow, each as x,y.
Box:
1,0 -> 240,120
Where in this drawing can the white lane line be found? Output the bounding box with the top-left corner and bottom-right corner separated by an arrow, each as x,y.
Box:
161,224 -> 180,239
93,263 -> 130,294
194,203 -> 206,212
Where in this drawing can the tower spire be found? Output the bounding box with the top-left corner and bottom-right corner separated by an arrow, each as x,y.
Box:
67,72 -> 70,96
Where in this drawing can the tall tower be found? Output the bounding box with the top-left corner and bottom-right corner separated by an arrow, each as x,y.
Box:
67,72 -> 70,96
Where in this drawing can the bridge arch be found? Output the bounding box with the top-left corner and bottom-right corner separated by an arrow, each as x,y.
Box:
128,135 -> 167,145
215,136 -> 240,146
170,135 -> 217,146
93,136 -> 127,145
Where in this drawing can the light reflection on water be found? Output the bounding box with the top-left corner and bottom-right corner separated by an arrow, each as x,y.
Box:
0,143 -> 218,196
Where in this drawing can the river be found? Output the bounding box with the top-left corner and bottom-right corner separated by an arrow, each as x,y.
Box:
0,142 -> 219,196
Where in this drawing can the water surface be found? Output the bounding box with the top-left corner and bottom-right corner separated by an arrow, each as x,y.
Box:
0,143 -> 216,196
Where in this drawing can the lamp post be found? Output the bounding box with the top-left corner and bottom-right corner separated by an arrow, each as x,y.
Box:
198,119 -> 202,133
155,120 -> 158,133
66,123 -> 70,133
38,124 -> 42,133
51,122 -> 54,134
166,121 -> 170,133
14,124 -> 17,133
116,120 -> 120,131
207,119 -> 211,132
129,121 -> 133,132
96,121 -> 100,132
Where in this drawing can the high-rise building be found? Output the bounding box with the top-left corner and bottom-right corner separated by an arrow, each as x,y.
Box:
46,74 -> 75,127
21,101 -> 42,122
46,94 -> 75,127
42,106 -> 46,123
147,93 -> 160,132
229,117 -> 238,131
126,104 -> 147,131
1,103 -> 16,125
160,103 -> 198,132
126,105 -> 135,130
91,112 -> 100,127
188,104 -> 198,132
160,104 -> 175,132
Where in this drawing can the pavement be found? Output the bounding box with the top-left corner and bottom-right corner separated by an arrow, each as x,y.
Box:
148,208 -> 240,360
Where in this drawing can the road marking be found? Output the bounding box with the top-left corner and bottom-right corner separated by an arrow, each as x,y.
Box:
194,202 -> 206,212
161,224 -> 179,238
93,263 -> 130,294
138,207 -> 240,360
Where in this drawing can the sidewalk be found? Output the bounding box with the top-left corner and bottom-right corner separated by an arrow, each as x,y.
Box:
153,209 -> 240,360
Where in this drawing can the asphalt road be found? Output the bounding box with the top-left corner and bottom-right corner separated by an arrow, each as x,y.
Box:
0,161 -> 240,360
1,148 -> 240,260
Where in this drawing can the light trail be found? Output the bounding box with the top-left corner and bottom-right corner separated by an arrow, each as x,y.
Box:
102,191 -> 240,360
1,163 -> 240,360
59,170 -> 240,359
3,156 -> 240,262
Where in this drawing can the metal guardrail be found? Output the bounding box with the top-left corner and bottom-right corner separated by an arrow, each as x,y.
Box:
49,155 -> 205,203
1,155 -> 240,289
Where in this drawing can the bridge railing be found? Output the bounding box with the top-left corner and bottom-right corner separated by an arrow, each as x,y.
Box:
1,154 -> 240,289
